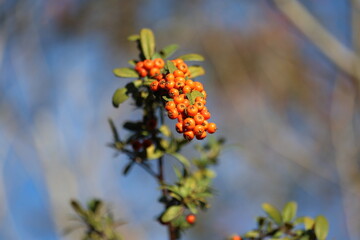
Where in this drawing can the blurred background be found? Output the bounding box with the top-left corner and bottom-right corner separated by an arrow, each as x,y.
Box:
1,0 -> 359,239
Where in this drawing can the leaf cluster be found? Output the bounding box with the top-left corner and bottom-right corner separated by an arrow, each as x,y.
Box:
68,199 -> 124,240
229,201 -> 329,240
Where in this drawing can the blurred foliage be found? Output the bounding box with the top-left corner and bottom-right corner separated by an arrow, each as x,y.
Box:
228,202 -> 329,240
68,199 -> 124,240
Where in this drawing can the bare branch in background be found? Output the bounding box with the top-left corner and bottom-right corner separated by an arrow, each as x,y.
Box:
273,0 -> 360,81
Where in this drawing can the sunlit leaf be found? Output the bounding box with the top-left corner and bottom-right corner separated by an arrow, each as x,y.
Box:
161,206 -> 183,223
188,65 -> 205,78
159,125 -> 171,137
160,44 -> 179,59
151,52 -> 162,60
113,68 -> 139,78
112,88 -> 129,108
282,201 -> 297,222
244,231 -> 259,238
262,203 -> 283,225
167,60 -> 177,73
303,217 -> 315,230
146,145 -> 164,159
128,34 -> 140,41
178,53 -> 204,61
315,216 -> 329,240
186,90 -> 204,105
140,28 -> 155,59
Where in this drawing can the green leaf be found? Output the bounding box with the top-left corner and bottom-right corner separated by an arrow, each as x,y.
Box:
70,200 -> 87,218
123,162 -> 134,175
128,60 -> 136,66
162,96 -> 173,101
160,44 -> 179,59
244,231 -> 259,238
159,125 -> 171,137
113,68 -> 139,78
112,88 -> 129,108
140,28 -> 155,59
128,34 -> 140,41
186,203 -> 198,214
188,65 -> 205,78
303,217 -> 315,230
108,118 -> 120,142
262,203 -> 283,225
168,152 -> 191,168
282,201 -> 297,222
151,52 -> 162,60
167,60 -> 177,73
146,145 -> 164,159
186,90 -> 204,105
161,206 -> 183,223
178,53 -> 204,61
314,216 -> 329,240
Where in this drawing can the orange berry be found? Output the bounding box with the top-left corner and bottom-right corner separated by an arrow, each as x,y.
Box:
153,58 -> 165,69
174,94 -> 185,104
155,73 -> 164,80
201,90 -> 207,99
149,67 -> 161,77
175,122 -> 184,133
202,120 -> 209,130
150,80 -> 159,91
182,85 -> 192,94
194,114 -> 205,125
193,82 -> 204,92
159,79 -> 166,89
166,73 -> 175,82
135,61 -> 144,69
194,101 -> 205,111
175,81 -> 185,90
174,70 -> 184,77
231,236 -> 242,240
196,131 -> 207,140
201,110 -> 211,120
207,122 -> 217,133
183,99 -> 190,106
177,113 -> 184,123
168,108 -> 179,119
175,77 -> 185,83
165,101 -> 176,111
168,88 -> 180,98
177,62 -> 188,73
177,103 -> 187,113
138,68 -> 148,77
186,105 -> 198,117
185,79 -> 195,89
143,59 -> 154,70
193,125 -> 205,136
185,214 -> 196,224
183,130 -> 195,141
173,58 -> 184,65
195,96 -> 206,104
183,118 -> 196,130
165,80 -> 175,90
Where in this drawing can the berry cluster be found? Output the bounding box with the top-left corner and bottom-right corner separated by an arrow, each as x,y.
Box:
135,58 -> 217,141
